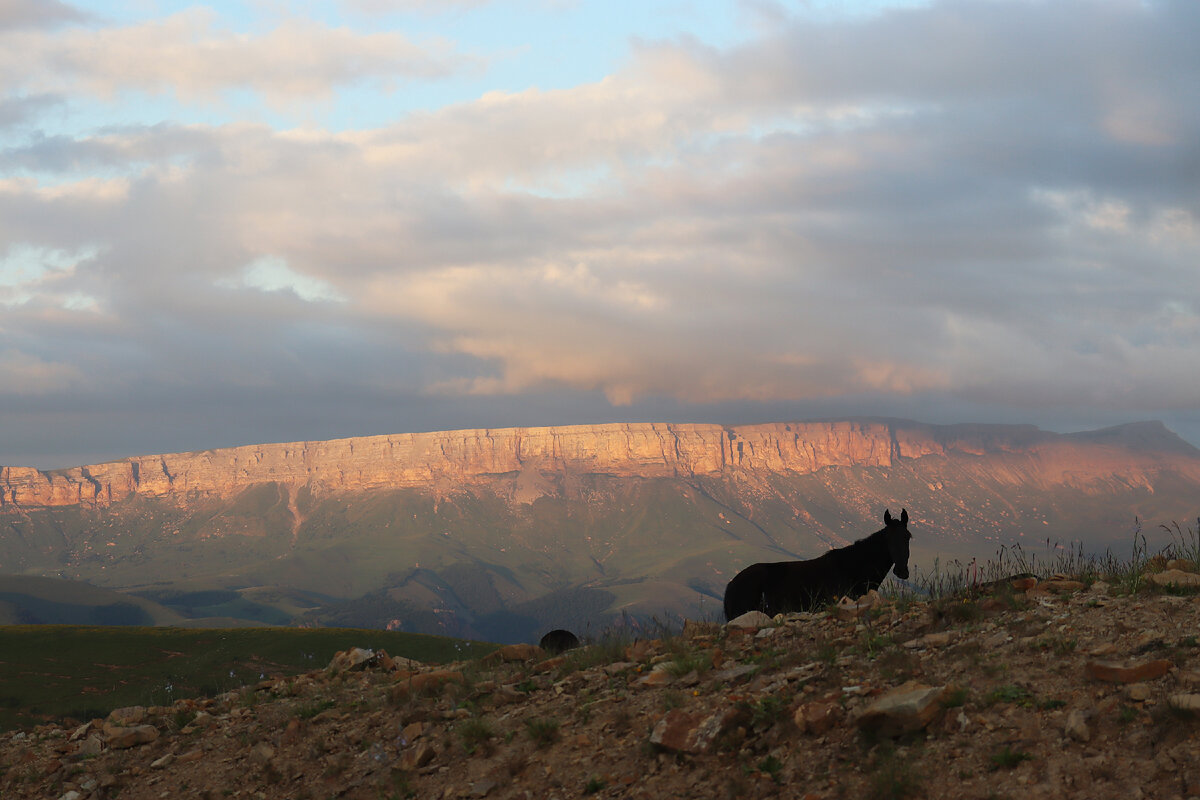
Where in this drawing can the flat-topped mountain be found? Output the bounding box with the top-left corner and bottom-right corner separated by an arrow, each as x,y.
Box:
4,419 -> 1197,507
1,419 -> 1198,641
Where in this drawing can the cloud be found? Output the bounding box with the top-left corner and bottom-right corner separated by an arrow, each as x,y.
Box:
3,0 -> 1200,465
0,0 -> 89,31
0,8 -> 477,102
0,348 -> 84,394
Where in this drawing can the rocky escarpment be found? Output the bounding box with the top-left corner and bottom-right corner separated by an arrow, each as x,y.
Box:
3,419 -> 1198,508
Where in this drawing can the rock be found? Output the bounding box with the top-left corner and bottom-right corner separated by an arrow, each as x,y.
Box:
855,682 -> 950,736
1011,576 -> 1038,591
793,701 -> 841,735
102,724 -> 159,750
327,647 -> 377,672
1065,709 -> 1091,742
1090,580 -> 1111,595
636,665 -> 675,688
150,753 -> 175,769
709,664 -> 758,684
755,626 -> 780,639
1126,683 -> 1153,702
1040,579 -> 1086,593
727,611 -> 773,629
250,743 -> 275,765
603,661 -> 637,675
649,707 -> 745,754
904,631 -> 956,649
1167,694 -> 1200,712
534,656 -> 566,673
177,749 -> 203,763
836,589 -> 881,620
1085,659 -> 1174,683
1148,569 -> 1200,588
401,743 -> 436,770
106,706 -> 146,726
406,670 -> 466,691
76,735 -> 104,757
488,644 -> 546,663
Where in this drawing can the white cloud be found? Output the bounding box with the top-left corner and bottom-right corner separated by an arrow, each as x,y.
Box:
0,8 -> 475,102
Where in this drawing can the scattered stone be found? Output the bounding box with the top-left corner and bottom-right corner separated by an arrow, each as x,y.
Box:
327,647 -> 378,672
106,706 -> 146,726
1085,659 -> 1174,684
603,661 -> 637,675
150,753 -> 175,769
855,682 -> 950,736
401,743 -> 436,770
1125,683 -> 1152,702
489,643 -> 546,662
709,664 -> 758,684
793,701 -> 841,735
636,665 -> 676,688
727,610 -> 773,629
755,626 -> 780,639
1089,580 -> 1111,595
1040,579 -> 1087,593
102,724 -> 159,750
406,670 -> 466,691
649,707 -> 745,754
1148,569 -> 1200,588
904,631 -> 956,649
836,589 -> 881,620
1065,709 -> 1091,742
1167,694 -> 1200,713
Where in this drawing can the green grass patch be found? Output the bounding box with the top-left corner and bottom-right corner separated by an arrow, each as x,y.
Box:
0,625 -> 497,731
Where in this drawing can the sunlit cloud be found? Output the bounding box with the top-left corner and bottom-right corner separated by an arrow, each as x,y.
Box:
0,8 -> 477,103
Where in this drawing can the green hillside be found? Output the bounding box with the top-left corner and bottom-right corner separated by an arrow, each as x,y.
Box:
0,625 -> 496,731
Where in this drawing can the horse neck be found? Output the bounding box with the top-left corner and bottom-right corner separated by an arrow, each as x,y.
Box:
847,528 -> 894,582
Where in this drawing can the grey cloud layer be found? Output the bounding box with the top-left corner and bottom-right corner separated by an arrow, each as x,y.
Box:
2,0 -> 1198,466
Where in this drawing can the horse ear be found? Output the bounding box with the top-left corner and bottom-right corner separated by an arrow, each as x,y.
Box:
884,509 -> 892,525
901,509 -> 908,525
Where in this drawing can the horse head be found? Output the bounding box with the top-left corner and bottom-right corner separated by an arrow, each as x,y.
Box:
883,508 -> 912,580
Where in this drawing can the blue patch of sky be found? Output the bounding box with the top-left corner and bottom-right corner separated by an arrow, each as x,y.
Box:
28,1 -> 928,142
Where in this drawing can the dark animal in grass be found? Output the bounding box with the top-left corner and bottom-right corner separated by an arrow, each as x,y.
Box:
538,629 -> 580,655
723,508 -> 913,620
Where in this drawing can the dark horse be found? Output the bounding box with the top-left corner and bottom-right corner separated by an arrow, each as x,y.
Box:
723,509 -> 912,620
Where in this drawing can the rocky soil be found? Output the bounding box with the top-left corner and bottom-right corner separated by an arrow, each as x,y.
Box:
3,571 -> 1200,800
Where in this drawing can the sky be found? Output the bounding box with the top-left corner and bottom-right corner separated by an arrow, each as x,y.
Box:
1,0 -> 1198,470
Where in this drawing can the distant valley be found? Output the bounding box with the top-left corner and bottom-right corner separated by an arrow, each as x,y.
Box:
2,419 -> 1198,642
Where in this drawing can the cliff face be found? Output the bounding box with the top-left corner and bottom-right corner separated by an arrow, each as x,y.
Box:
2,419 -> 1198,509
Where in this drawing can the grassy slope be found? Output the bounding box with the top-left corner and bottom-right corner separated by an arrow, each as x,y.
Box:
0,625 -> 497,731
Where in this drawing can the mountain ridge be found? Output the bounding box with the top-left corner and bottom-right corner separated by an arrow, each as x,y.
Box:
4,418 -> 1197,509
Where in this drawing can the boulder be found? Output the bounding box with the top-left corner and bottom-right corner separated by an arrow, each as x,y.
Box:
855,682 -> 950,736
1148,569 -> 1200,588
649,707 -> 745,754
1085,659 -> 1173,683
793,700 -> 842,735
103,724 -> 159,750
727,610 -> 773,629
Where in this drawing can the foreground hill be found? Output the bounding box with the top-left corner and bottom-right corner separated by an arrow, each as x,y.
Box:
2,419 -> 1199,641
1,570 -> 1198,800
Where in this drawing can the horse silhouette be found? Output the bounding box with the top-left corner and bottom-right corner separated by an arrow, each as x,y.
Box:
723,508 -> 912,620
538,629 -> 580,654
